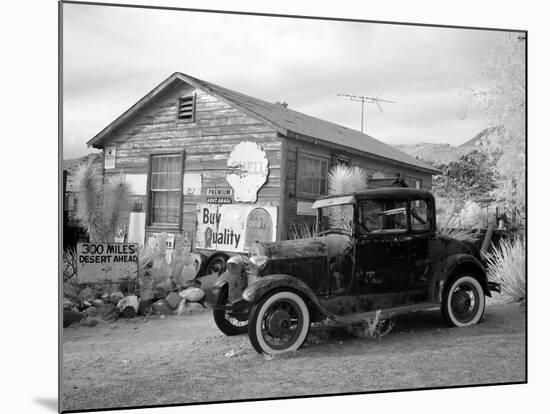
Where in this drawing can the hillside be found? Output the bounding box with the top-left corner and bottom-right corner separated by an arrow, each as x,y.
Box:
393,142 -> 477,166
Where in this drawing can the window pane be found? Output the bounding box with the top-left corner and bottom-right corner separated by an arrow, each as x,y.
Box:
150,154 -> 182,224
297,154 -> 329,196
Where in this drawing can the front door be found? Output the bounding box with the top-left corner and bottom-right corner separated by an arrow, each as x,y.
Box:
353,198 -> 411,294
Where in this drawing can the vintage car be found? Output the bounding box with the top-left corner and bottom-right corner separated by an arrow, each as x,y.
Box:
208,188 -> 499,355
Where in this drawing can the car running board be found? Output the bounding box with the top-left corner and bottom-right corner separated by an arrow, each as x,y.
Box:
325,302 -> 440,326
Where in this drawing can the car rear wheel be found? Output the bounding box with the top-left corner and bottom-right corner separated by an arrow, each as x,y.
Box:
248,290 -> 310,355
213,285 -> 248,336
442,275 -> 485,327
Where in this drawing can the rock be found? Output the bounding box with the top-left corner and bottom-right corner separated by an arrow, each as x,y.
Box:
80,317 -> 99,327
116,295 -> 139,313
152,299 -> 173,315
92,286 -> 104,299
99,303 -> 119,322
63,282 -> 80,298
92,299 -> 104,308
83,306 -> 99,317
63,310 -> 85,327
153,286 -> 166,300
110,291 -> 124,304
166,292 -> 182,309
120,306 -> 137,318
78,287 -> 94,299
179,287 -> 205,303
101,293 -> 111,303
138,299 -> 153,316
63,297 -> 73,310
140,289 -> 154,301
185,302 -> 206,314
176,299 -> 187,316
81,300 -> 92,308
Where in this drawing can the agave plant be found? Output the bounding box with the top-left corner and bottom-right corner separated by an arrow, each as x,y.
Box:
74,161 -> 104,242
327,164 -> 368,230
436,212 -> 481,244
103,174 -> 132,241
289,224 -> 317,240
74,162 -> 132,242
484,237 -> 526,309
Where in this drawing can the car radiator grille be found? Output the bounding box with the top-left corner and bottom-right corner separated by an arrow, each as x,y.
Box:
264,256 -> 328,294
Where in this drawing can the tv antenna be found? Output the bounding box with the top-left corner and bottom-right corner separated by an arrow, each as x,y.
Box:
337,91 -> 395,133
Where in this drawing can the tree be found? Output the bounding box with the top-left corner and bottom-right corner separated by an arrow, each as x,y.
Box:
470,33 -> 526,219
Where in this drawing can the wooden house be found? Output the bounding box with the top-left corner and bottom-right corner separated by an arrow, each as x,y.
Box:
87,72 -> 439,268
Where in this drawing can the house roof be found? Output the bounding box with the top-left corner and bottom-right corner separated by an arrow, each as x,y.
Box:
88,72 -> 439,174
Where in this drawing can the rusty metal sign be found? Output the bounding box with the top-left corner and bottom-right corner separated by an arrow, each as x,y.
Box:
225,141 -> 269,202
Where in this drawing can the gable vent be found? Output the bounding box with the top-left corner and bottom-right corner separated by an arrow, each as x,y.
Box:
177,94 -> 195,122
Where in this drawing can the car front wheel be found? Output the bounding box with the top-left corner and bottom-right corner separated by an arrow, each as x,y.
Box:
213,285 -> 248,336
248,290 -> 310,355
442,275 -> 485,327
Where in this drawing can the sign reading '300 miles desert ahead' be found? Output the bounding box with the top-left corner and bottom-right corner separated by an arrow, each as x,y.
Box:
76,242 -> 139,283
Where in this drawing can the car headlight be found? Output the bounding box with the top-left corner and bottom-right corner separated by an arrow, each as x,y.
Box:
248,255 -> 268,274
226,255 -> 246,275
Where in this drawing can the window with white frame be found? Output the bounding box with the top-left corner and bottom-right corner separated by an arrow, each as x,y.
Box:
149,154 -> 183,225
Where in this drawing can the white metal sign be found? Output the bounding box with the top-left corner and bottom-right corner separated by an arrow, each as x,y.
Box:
195,204 -> 277,253
76,242 -> 138,283
225,141 -> 269,202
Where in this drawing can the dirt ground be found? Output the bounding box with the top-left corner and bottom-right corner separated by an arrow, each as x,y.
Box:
61,299 -> 526,412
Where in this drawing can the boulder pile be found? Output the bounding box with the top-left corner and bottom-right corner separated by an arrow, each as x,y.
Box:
62,282 -> 208,328
63,233 -> 210,328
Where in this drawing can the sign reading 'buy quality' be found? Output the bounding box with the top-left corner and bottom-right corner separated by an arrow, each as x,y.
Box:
195,204 -> 277,253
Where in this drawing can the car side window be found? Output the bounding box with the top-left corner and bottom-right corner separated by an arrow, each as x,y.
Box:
411,199 -> 429,232
359,199 -> 408,235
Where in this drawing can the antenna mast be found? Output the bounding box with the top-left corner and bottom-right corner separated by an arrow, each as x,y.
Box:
337,91 -> 395,133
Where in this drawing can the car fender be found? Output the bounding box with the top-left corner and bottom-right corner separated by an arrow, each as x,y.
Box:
213,270 -> 247,303
242,274 -> 330,318
432,254 -> 490,301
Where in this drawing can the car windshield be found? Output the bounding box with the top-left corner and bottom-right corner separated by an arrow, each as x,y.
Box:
317,203 -> 355,234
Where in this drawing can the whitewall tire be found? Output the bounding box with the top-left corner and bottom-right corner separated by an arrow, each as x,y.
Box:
248,290 -> 310,355
442,275 -> 485,327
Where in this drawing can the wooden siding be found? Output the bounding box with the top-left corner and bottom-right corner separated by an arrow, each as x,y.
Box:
101,80 -> 283,245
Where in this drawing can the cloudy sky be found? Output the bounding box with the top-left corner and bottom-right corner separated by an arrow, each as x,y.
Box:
62,3 -> 514,159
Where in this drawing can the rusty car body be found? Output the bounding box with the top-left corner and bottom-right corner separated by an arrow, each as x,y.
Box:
207,188 -> 499,354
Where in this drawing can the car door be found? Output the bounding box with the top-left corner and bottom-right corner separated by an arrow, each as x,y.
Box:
353,198 -> 411,294
407,198 -> 434,290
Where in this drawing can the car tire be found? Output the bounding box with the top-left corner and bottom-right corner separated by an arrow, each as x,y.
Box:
213,285 -> 248,336
442,275 -> 485,327
205,254 -> 228,275
248,290 -> 310,355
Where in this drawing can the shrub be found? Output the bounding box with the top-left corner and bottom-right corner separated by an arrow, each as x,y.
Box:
345,310 -> 394,339
484,237 -> 526,309
63,247 -> 78,282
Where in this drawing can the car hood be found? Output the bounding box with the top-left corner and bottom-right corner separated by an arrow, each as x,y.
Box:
256,233 -> 353,260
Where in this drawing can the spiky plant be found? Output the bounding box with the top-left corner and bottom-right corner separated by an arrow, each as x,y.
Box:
485,237 -> 526,309
75,161 -> 104,242
436,214 -> 481,243
327,165 -> 368,230
289,224 -> 317,240
102,174 -> 132,241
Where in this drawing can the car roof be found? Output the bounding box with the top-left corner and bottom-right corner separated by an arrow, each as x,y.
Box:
316,187 -> 434,202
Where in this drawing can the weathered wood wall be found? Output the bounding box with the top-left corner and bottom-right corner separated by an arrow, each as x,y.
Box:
101,80 -> 282,247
